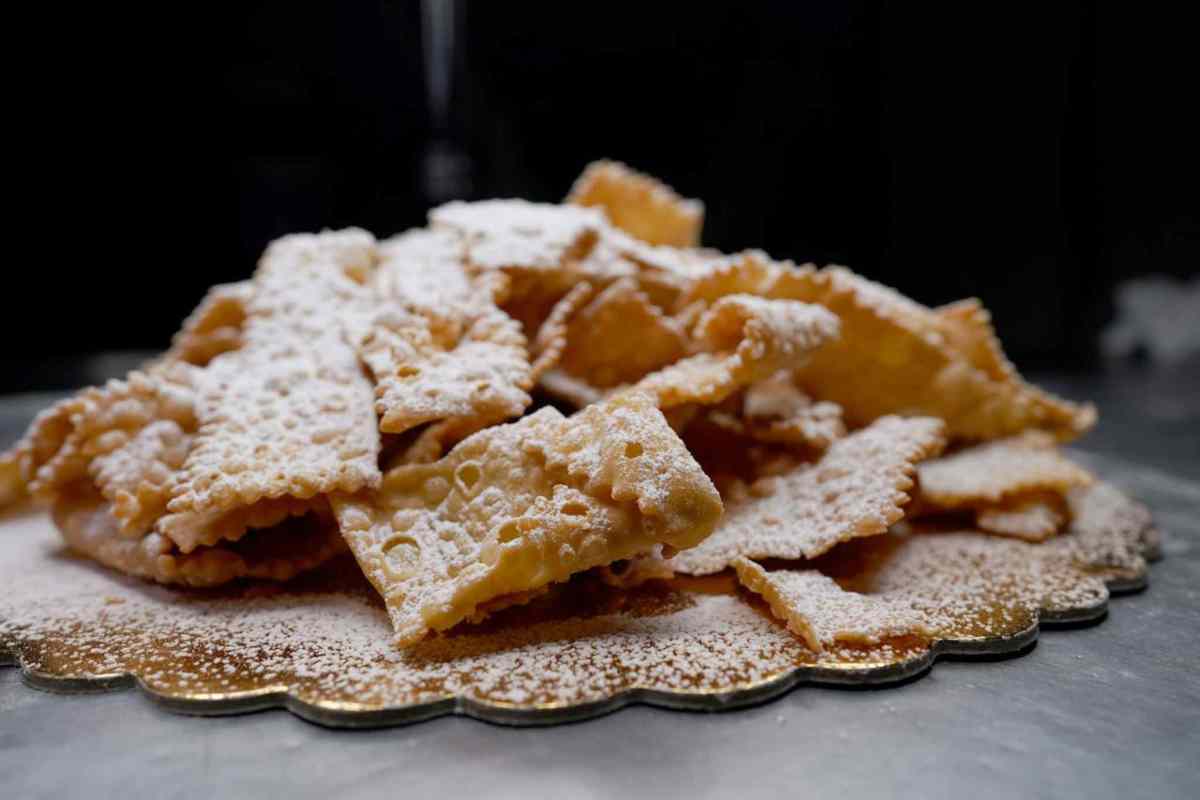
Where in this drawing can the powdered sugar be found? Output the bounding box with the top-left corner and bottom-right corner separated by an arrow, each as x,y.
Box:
0,473 -> 1154,718
431,200 -> 606,273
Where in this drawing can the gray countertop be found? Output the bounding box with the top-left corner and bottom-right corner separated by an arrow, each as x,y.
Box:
2,363 -> 1198,800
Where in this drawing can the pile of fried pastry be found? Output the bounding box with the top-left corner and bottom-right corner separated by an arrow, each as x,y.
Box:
1,161 -> 1120,649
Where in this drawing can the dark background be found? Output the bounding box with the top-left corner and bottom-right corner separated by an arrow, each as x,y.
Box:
9,1 -> 1197,392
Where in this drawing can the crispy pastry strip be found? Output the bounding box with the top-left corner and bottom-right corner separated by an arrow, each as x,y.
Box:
566,160 -> 704,248
707,370 -> 846,451
733,558 -> 930,653
781,267 -> 1095,441
12,365 -> 198,509
54,487 -> 345,587
633,294 -> 840,410
161,230 -> 382,547
556,278 -> 688,388
431,199 -> 606,275
916,434 -> 1093,509
2,232 -> 383,584
528,281 -> 595,384
935,298 -> 1094,437
331,391 -> 723,645
975,495 -> 1066,542
355,229 -> 534,441
165,281 -> 253,367
671,416 -> 945,575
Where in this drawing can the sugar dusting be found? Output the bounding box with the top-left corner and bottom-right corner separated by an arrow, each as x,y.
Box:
0,476 -> 1154,715
0,515 -> 810,708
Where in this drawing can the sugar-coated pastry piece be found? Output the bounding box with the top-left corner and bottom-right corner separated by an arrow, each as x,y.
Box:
12,365 -> 198,507
528,281 -> 595,384
431,199 -> 607,274
89,419 -> 193,538
671,416 -> 945,575
357,300 -> 532,436
710,370 -> 846,450
372,228 -> 472,310
356,227 -> 539,441
733,558 -> 930,653
779,266 -> 1095,441
162,230 -> 382,544
935,298 -> 1094,437
165,281 -> 253,367
332,391 -> 723,646
0,361 -> 343,581
675,250 -> 814,310
633,294 -> 840,410
53,487 -> 345,588
975,495 -> 1066,542
556,278 -> 688,388
566,160 -> 704,248
916,434 -> 1092,508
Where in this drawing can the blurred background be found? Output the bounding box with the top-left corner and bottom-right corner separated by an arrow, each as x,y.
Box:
7,1 -> 1198,393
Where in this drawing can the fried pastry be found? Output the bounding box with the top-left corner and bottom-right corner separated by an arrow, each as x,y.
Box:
671,415 -> 945,575
566,159 -> 704,248
332,391 -> 722,645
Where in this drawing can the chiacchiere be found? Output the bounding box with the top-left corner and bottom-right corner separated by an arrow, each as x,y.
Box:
2,159 -> 1114,654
